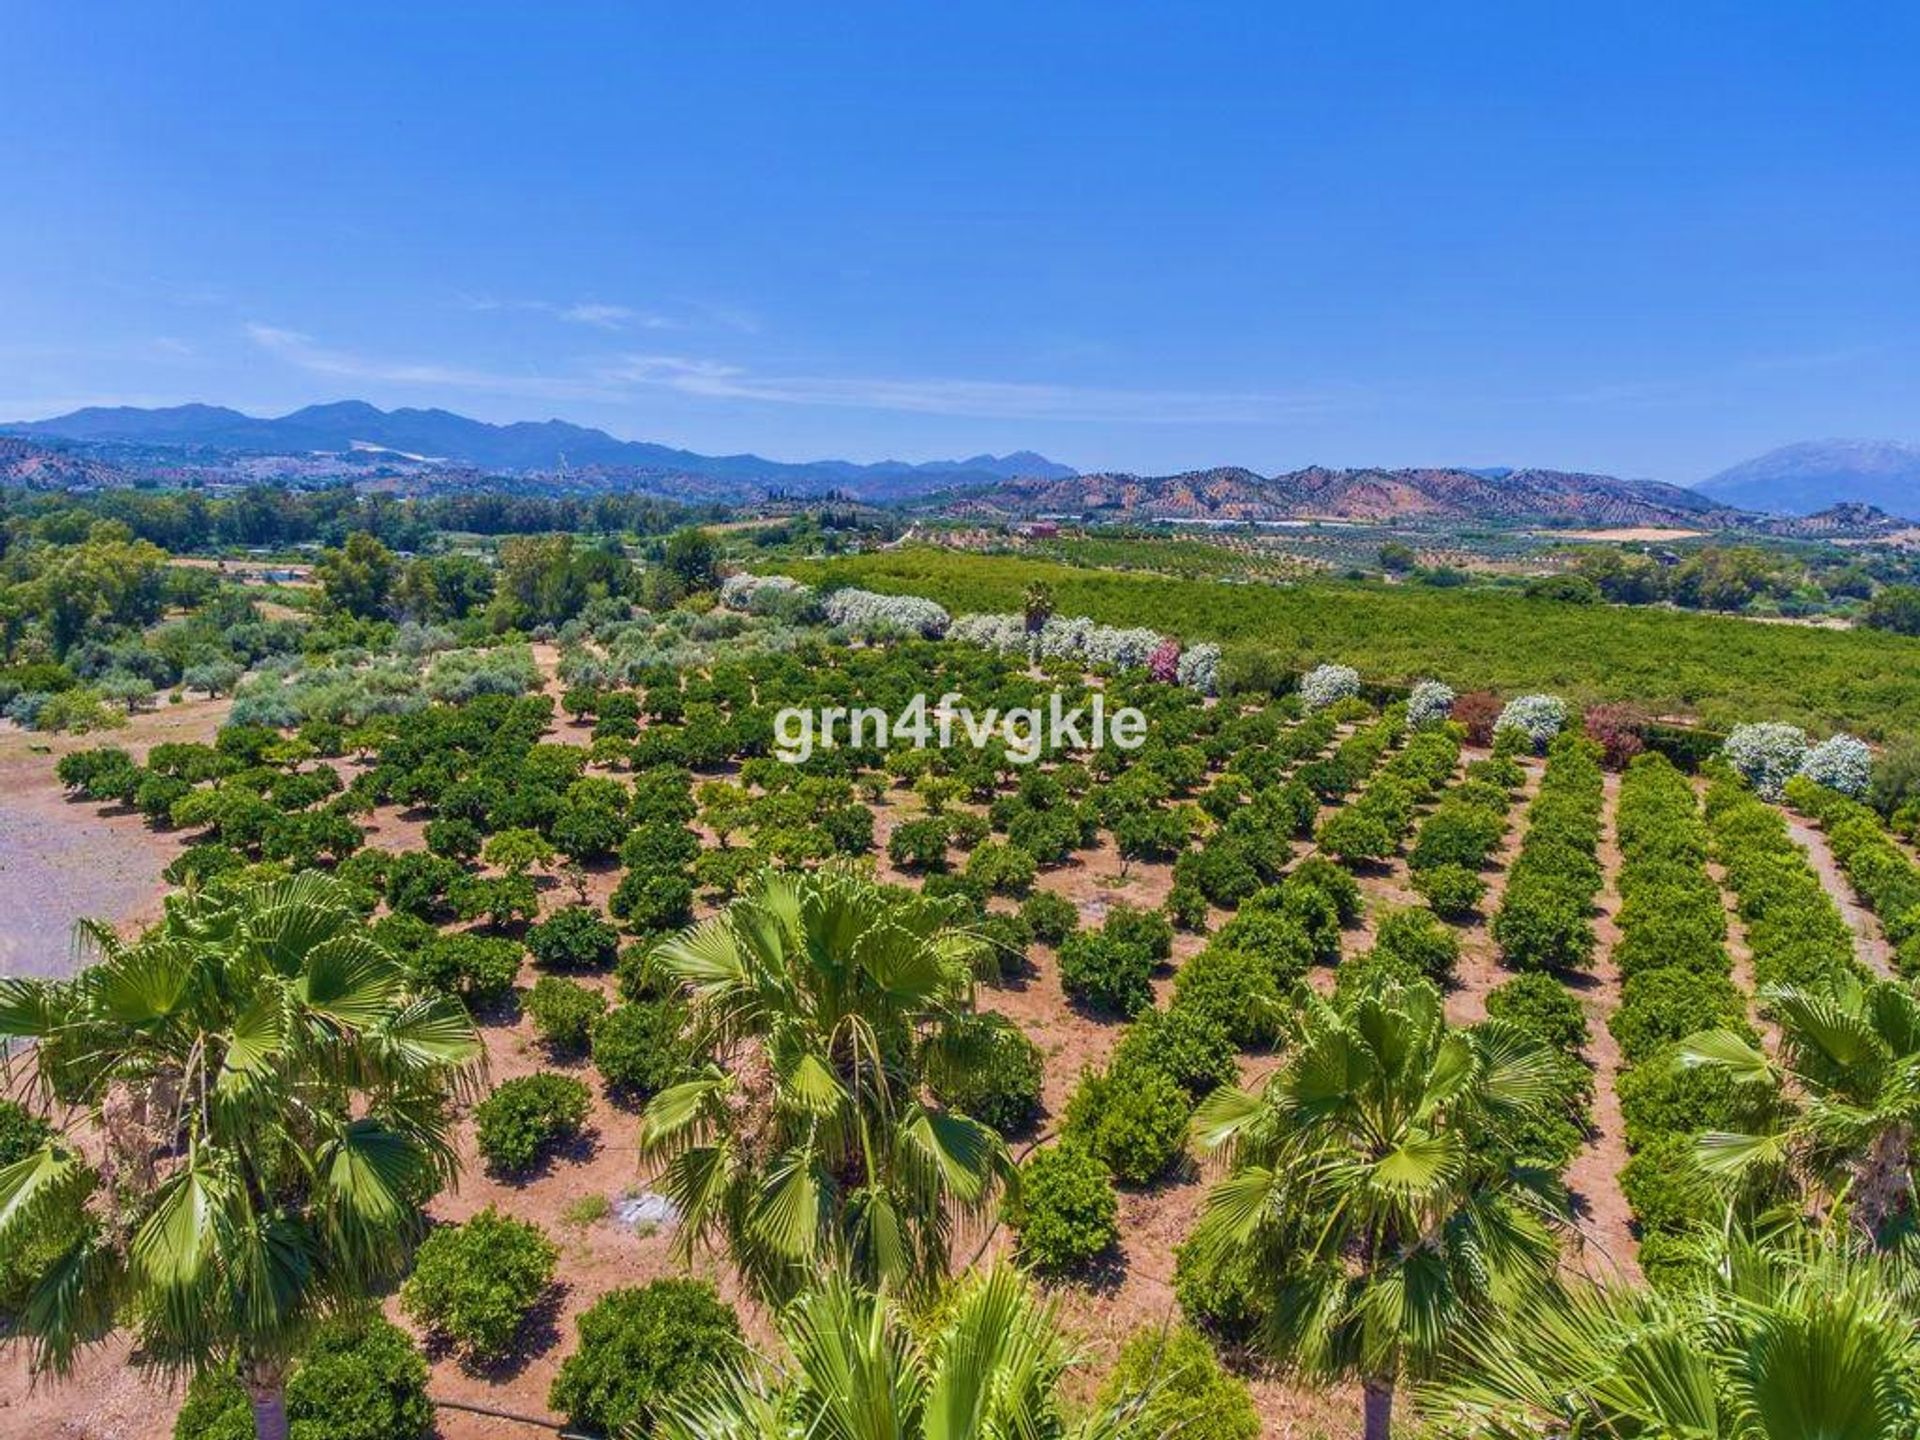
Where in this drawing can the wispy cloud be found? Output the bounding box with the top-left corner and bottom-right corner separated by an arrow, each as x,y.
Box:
603,354 -> 1348,424
454,294 -> 755,334
245,323 -> 1356,425
244,324 -> 622,405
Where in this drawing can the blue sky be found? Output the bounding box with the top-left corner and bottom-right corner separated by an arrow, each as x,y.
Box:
3,3 -> 1916,481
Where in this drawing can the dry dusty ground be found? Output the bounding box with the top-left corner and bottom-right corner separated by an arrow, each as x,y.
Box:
0,696 -> 234,980
2,684 -> 1885,1440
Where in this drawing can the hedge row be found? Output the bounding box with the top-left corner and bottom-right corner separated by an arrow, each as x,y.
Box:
1406,751 -> 1527,918
1606,753 -> 1754,1285
1703,767 -> 1861,989
1174,707 -> 1350,908
1606,755 -> 1745,1066
1316,723 -> 1463,867
1297,709 -> 1405,805
1020,857 -> 1368,1273
1491,735 -> 1605,972
1481,973 -> 1593,1173
1786,775 -> 1920,976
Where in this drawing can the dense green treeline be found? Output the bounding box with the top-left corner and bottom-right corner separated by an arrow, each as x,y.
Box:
0,482 -> 714,555
783,548 -> 1920,736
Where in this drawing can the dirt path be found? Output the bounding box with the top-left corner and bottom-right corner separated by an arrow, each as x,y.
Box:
1441,751 -> 1541,1028
0,696 -> 234,981
1,687 -> 1379,1440
1781,810 -> 1897,977
1561,770 -> 1638,1285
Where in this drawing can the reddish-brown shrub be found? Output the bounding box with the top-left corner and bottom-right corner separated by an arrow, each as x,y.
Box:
1584,703 -> 1651,770
1452,690 -> 1503,746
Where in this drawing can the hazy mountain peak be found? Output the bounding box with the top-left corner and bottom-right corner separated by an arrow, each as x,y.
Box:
3,400 -> 1076,495
1696,439 -> 1920,517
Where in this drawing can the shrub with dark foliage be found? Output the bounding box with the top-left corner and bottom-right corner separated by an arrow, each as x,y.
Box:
474,1072 -> 592,1175
527,904 -> 620,972
929,1012 -> 1045,1135
172,1315 -> 431,1440
525,975 -> 607,1055
401,1208 -> 557,1363
547,1280 -> 744,1436
1008,1142 -> 1118,1273
591,1000 -> 687,1100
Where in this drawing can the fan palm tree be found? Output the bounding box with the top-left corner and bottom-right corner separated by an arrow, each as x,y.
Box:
1426,1220 -> 1920,1438
1022,581 -> 1055,636
639,865 -> 1015,1304
1189,979 -> 1568,1440
1678,973 -> 1920,1245
656,1264 -> 1155,1440
0,872 -> 482,1440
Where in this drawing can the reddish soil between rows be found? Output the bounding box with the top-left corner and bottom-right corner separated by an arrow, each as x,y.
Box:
1,686 -> 1888,1440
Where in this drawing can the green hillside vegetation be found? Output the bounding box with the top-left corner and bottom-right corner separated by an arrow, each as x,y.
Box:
781,548 -> 1920,735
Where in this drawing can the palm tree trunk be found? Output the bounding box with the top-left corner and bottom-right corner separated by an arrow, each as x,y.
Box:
244,1364 -> 290,1440
1855,1123 -> 1912,1245
1363,1376 -> 1394,1440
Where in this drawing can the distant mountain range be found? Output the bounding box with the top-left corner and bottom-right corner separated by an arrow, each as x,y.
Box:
6,400 -> 1914,531
1696,440 -> 1920,516
946,465 -> 1750,530
2,401 -> 1076,496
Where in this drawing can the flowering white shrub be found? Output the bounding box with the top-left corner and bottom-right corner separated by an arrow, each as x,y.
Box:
1085,625 -> 1165,671
821,587 -> 951,638
1798,733 -> 1873,799
1494,694 -> 1568,751
1035,615 -> 1095,662
1300,663 -> 1362,712
949,612 -> 1029,656
1408,680 -> 1457,729
1722,722 -> 1811,800
1176,643 -> 1221,695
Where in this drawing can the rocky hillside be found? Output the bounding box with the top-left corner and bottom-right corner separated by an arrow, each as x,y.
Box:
0,436 -> 134,489
950,464 -> 1750,528
1753,502 -> 1916,539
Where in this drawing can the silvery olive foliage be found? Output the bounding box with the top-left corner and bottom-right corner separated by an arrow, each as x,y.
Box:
556,648 -> 619,689
1176,642 -> 1221,695
821,587 -> 952,638
1722,721 -> 1812,800
1797,732 -> 1873,799
394,621 -> 460,659
1300,663 -> 1362,712
1493,693 -> 1568,751
719,572 -> 814,614
1407,679 -> 1457,729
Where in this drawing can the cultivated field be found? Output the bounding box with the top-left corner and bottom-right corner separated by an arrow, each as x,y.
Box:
8,595 -> 1915,1439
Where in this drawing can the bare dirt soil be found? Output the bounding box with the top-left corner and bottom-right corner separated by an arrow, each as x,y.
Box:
0,697 -> 234,979
11,691 -> 1873,1440
1556,770 -> 1637,1283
